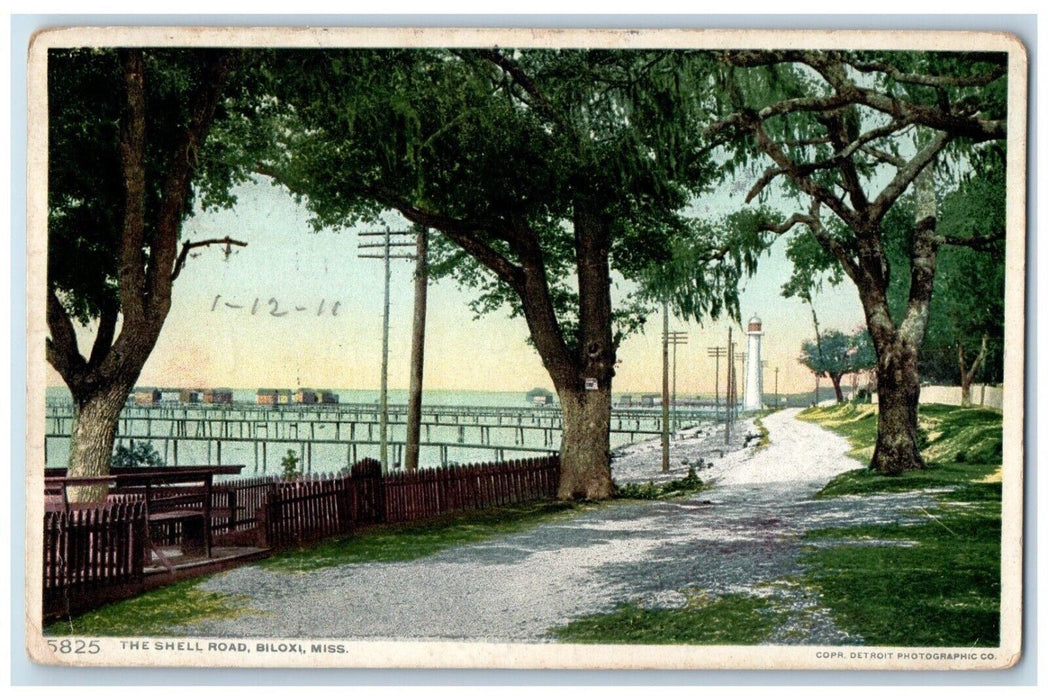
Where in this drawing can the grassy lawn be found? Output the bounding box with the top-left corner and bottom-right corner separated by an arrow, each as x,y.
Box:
799,402 -> 1003,646
551,591 -> 788,645
46,578 -> 256,637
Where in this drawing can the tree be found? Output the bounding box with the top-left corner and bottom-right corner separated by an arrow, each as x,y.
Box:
917,160 -> 1006,405
799,328 -> 876,403
47,48 -> 247,502
709,50 -> 1008,474
255,49 -> 759,499
786,159 -> 1007,406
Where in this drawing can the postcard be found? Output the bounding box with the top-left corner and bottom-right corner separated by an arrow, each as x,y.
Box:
24,25 -> 1026,670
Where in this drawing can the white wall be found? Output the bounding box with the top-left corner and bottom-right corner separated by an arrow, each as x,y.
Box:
872,384 -> 1003,410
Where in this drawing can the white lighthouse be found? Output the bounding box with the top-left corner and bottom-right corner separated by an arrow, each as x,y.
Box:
743,315 -> 764,411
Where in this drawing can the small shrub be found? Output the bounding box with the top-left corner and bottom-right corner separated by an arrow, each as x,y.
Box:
615,466 -> 704,500
280,449 -> 302,481
111,441 -> 164,469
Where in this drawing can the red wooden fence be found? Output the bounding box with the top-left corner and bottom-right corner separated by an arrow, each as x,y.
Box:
42,502 -> 147,599
260,456 -> 558,548
43,455 -> 559,598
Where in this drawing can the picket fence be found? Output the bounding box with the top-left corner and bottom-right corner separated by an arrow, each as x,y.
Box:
261,456 -> 559,547
42,502 -> 148,599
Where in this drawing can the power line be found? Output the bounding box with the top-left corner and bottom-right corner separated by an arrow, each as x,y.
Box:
357,228 -> 416,474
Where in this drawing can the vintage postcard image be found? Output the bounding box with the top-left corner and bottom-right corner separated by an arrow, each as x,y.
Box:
24,26 -> 1027,670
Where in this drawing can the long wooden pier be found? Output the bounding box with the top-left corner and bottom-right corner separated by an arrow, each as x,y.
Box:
44,400 -> 725,472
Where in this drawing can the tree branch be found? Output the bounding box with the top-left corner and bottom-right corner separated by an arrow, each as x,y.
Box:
848,59 -> 1007,89
474,49 -> 566,132
935,231 -> 1006,252
146,51 -> 235,314
870,130 -> 952,222
117,49 -> 148,325
747,116 -> 859,230
46,288 -> 86,385
171,237 -> 248,281
87,297 -> 118,371
371,189 -> 527,293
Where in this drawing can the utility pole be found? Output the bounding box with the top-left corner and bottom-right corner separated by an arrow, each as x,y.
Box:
665,331 -> 688,431
707,346 -> 726,420
358,228 -> 416,474
662,300 -> 670,473
405,228 -> 429,473
760,359 -> 769,409
725,327 -> 733,444
774,366 -> 780,408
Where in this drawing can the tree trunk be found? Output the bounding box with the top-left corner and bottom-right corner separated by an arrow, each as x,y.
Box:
830,374 -> 845,403
556,386 -> 614,500
871,335 -> 924,474
958,334 -> 988,408
66,379 -> 136,504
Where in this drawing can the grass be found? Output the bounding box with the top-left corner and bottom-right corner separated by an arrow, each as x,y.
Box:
45,578 -> 255,637
551,591 -> 788,645
263,500 -> 593,573
799,402 -> 1003,646
752,414 -> 772,451
614,466 -> 708,501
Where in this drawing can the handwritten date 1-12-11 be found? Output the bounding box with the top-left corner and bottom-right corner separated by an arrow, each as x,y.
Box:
210,295 -> 342,317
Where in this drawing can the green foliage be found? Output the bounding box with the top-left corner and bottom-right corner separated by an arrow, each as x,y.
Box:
798,328 -> 875,383
254,49 -> 755,350
280,449 -> 301,481
615,466 -> 706,501
48,48 -> 250,323
110,441 -> 164,469
551,592 -> 788,644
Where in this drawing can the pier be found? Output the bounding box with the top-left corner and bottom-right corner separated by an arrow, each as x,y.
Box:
44,400 -> 724,473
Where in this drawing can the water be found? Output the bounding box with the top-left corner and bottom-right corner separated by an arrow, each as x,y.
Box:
43,386 -> 714,476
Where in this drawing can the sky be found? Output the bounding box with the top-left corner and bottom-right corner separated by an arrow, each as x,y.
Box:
47,175 -> 867,397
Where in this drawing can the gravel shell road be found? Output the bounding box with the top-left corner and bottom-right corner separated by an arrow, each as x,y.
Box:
175,409 -> 931,643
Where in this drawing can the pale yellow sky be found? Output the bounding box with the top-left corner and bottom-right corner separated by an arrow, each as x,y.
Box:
47,177 -> 866,397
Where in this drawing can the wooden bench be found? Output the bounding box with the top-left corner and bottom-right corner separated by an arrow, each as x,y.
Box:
44,466 -> 244,565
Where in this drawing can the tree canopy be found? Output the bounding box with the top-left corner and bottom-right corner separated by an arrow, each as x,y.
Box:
799,328 -> 876,403
707,49 -> 1009,473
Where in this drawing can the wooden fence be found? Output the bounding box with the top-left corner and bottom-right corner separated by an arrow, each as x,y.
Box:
260,456 -> 558,548
383,457 -> 559,523
42,502 -> 147,600
43,455 -> 559,602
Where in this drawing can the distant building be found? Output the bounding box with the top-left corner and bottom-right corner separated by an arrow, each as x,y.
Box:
617,395 -> 634,408
203,388 -> 234,405
277,389 -> 293,405
295,388 -> 318,404
319,390 -> 339,404
525,387 -> 555,405
134,388 -> 161,406
179,388 -> 201,403
257,389 -> 279,406
640,394 -> 659,408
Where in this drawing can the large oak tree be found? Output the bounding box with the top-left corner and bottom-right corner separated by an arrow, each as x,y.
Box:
47,48 -> 247,501
709,50 -> 1009,474
256,49 -> 761,499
